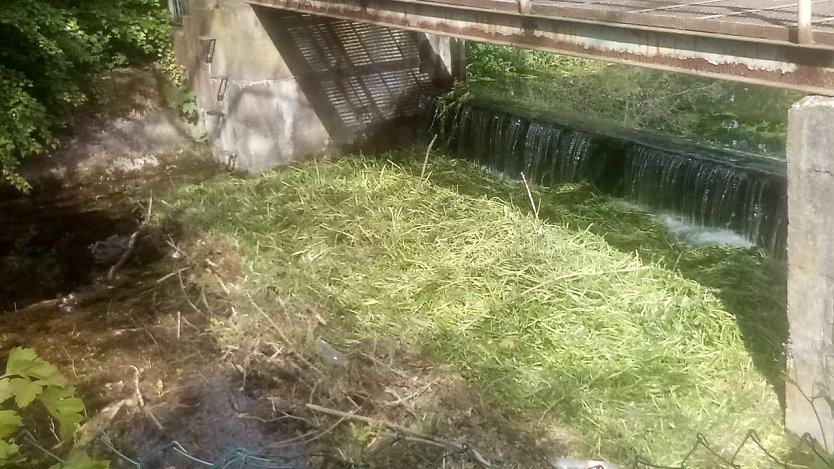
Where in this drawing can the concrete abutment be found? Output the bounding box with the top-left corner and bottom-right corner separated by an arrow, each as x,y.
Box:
173,0 -> 463,172
786,96 -> 834,451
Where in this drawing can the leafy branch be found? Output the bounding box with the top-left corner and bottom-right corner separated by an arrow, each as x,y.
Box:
0,347 -> 109,469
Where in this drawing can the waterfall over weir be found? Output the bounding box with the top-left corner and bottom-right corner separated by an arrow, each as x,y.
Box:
442,104 -> 787,255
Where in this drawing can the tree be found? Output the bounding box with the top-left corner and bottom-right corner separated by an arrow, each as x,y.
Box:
0,0 -> 171,191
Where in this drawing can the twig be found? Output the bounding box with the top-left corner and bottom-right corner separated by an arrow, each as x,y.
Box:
108,193 -> 153,282
262,430 -> 318,449
62,346 -> 78,379
247,293 -> 322,376
306,403 -> 491,467
157,267 -> 189,284
129,313 -> 159,347
384,379 -> 437,407
263,409 -> 356,450
419,134 -> 438,189
359,352 -> 409,379
130,366 -> 145,407
213,273 -> 231,295
238,410 -> 313,426
177,269 -> 203,315
144,407 -> 165,431
378,431 -> 449,449
293,411 -> 353,445
520,172 -> 539,220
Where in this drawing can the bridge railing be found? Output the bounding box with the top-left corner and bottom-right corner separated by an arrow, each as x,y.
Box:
515,0 -> 818,45
798,0 -> 813,43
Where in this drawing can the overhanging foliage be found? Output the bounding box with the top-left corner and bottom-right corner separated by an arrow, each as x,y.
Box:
0,0 -> 171,190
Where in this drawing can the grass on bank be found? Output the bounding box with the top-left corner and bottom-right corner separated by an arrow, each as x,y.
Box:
466,43 -> 802,157
161,151 -> 788,465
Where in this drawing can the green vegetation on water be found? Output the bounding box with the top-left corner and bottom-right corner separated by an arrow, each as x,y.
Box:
163,151 -> 788,465
467,43 -> 803,157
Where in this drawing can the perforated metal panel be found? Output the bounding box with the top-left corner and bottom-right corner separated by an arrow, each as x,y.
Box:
258,9 -> 437,145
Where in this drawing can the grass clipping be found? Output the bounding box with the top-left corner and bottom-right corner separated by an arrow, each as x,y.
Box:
164,154 -> 785,465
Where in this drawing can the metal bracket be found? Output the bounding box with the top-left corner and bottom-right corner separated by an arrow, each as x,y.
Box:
216,77 -> 228,102
201,37 -> 217,63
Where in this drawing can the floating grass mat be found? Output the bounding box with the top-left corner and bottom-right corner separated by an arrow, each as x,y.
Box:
163,152 -> 787,466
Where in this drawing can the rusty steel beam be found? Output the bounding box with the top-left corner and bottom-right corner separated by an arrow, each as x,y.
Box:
247,0 -> 834,95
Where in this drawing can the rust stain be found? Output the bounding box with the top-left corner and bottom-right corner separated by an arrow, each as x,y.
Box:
248,0 -> 834,94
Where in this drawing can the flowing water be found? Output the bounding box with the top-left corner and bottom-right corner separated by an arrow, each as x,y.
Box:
440,103 -> 787,255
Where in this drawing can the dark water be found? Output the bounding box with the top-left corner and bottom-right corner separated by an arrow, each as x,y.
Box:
436,103 -> 787,255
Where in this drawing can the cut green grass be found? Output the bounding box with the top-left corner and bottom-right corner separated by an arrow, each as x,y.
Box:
162,152 -> 788,466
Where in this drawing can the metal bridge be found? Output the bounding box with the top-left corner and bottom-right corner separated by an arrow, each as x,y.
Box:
247,0 -> 834,94
170,1 -> 834,446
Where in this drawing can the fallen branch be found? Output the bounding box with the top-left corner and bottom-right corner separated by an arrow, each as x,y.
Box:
306,403 -> 491,467
108,193 -> 153,282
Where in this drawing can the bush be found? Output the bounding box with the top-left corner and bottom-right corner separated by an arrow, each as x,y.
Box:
0,0 -> 172,190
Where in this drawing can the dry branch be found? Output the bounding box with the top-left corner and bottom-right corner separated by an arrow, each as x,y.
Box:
306,403 -> 491,467
108,193 -> 153,282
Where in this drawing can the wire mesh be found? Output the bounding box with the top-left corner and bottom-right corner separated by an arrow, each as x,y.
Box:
21,431 -> 488,468
17,427 -> 834,469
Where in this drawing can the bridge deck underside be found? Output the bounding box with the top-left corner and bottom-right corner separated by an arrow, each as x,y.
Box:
434,0 -> 834,45
247,0 -> 834,94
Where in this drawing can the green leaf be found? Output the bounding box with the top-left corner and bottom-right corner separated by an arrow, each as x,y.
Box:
48,449 -> 109,469
4,348 -> 65,384
0,410 -> 22,439
8,378 -> 43,408
37,386 -> 84,441
0,440 -> 20,461
0,379 -> 10,405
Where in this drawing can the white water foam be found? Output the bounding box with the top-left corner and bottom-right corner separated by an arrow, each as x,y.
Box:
611,200 -> 755,248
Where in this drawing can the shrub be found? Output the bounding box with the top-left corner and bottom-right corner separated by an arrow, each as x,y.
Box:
0,0 -> 172,190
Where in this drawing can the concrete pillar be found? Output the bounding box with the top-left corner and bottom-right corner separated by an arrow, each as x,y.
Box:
423,35 -> 467,85
786,96 -> 834,451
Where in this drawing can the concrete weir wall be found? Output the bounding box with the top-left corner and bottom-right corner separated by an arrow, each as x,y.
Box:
173,0 -> 463,171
